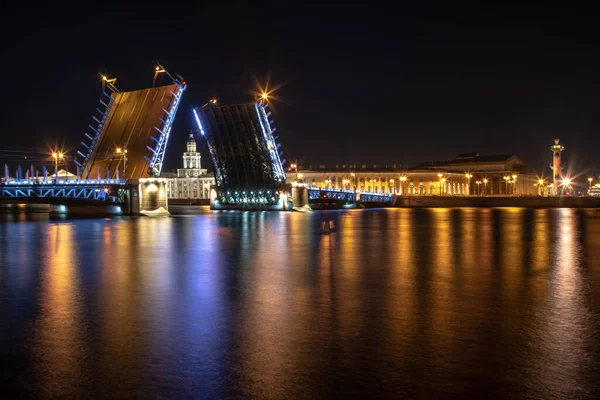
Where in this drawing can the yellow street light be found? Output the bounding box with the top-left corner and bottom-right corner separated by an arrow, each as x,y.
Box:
51,151 -> 64,183
261,93 -> 268,100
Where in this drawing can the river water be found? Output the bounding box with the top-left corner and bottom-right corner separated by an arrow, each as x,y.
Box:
1,207 -> 599,399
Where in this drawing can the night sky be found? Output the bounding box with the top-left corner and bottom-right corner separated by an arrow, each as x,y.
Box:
2,3 -> 600,177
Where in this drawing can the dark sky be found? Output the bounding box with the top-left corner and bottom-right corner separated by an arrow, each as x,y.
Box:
2,2 -> 600,177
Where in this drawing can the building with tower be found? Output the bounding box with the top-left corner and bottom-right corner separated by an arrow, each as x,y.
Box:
161,132 -> 215,200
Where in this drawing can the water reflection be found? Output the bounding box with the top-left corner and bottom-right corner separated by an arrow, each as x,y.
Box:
0,208 -> 599,399
34,223 -> 84,398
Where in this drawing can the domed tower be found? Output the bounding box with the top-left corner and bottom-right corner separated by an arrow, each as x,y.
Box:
550,139 -> 565,189
177,131 -> 206,177
183,132 -> 201,170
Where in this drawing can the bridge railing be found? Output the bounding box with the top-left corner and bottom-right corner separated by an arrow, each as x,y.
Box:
0,179 -> 128,202
1,179 -> 127,186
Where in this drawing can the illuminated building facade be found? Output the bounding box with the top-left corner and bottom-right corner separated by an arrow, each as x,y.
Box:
293,153 -> 538,196
162,133 -> 215,199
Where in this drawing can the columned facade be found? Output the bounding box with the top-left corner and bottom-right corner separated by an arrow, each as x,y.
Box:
162,132 -> 216,199
291,154 -> 538,196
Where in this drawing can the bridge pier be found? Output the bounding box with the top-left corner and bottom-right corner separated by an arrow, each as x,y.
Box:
132,178 -> 169,215
292,184 -> 309,208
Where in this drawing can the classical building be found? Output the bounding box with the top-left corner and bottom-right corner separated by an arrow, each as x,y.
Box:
162,132 -> 215,199
293,153 -> 539,196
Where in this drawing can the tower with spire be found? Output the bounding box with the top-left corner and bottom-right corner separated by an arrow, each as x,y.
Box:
177,131 -> 206,177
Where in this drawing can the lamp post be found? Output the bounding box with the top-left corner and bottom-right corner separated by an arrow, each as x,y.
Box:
400,175 -> 407,195
475,180 -> 481,196
389,179 -> 395,194
350,172 -> 356,191
561,177 -> 571,196
512,174 -> 518,195
465,173 -> 472,196
538,178 -> 545,196
437,173 -> 444,196
440,177 -> 446,196
483,178 -> 488,196
588,177 -> 593,191
116,147 -> 127,179
503,175 -> 510,195
52,151 -> 64,183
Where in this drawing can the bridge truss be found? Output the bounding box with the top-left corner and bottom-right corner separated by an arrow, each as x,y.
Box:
308,187 -> 395,205
193,99 -> 286,206
0,180 -> 127,203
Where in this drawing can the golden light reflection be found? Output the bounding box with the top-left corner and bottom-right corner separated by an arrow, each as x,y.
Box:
428,208 -> 456,353
531,209 -> 550,275
237,212 -> 297,398
99,220 -> 141,378
459,208 -> 476,269
35,223 -> 83,397
498,208 -> 525,300
531,208 -> 591,396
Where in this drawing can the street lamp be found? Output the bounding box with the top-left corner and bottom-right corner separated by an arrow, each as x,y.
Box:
503,175 -> 510,195
483,178 -> 488,196
440,177 -> 446,196
475,180 -> 482,195
116,147 -> 127,179
399,175 -> 407,195
437,173 -> 444,195
538,178 -> 545,196
389,179 -> 395,194
561,177 -> 571,195
588,177 -> 593,190
52,151 -> 64,183
350,172 -> 356,191
465,173 -> 472,196
512,174 -> 518,195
